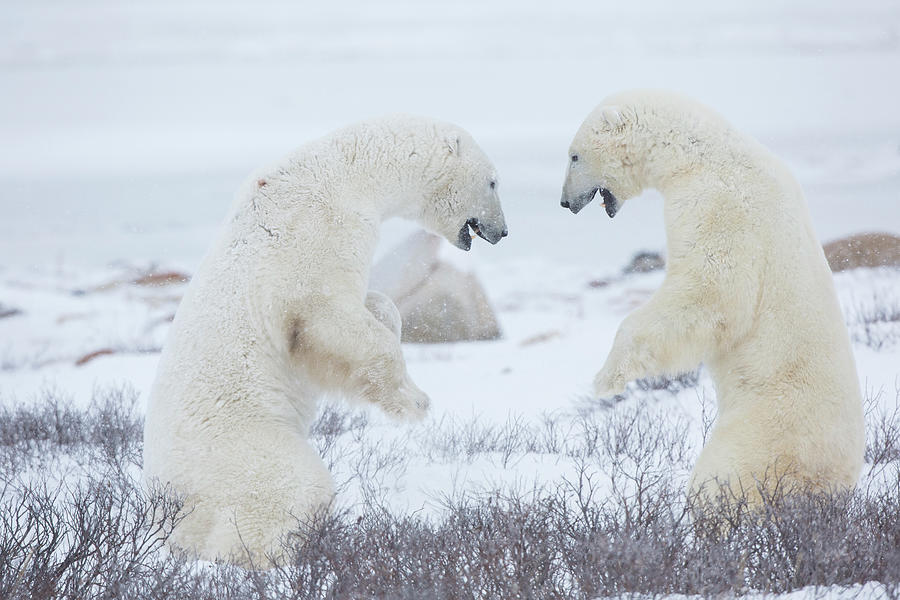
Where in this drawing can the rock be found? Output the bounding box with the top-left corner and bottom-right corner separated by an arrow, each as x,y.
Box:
132,270 -> 190,287
75,348 -> 116,366
0,304 -> 21,319
519,330 -> 562,347
396,263 -> 501,343
370,231 -> 501,343
623,251 -> 665,274
77,268 -> 191,294
823,232 -> 900,272
370,232 -> 442,300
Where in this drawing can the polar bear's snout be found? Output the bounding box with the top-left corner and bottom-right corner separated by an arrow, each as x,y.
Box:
468,216 -> 507,244
560,186 -> 597,214
560,186 -> 618,217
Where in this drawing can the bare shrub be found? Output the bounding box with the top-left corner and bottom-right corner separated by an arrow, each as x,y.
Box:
88,386 -> 145,469
309,402 -> 369,470
864,383 -> 900,480
0,473 -> 185,600
272,490 -> 570,599
0,387 -> 144,475
633,369 -> 700,395
3,386 -> 900,598
421,414 -> 549,466
847,288 -> 900,350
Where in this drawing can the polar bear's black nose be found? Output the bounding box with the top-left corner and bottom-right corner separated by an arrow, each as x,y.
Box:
501,228 -> 508,238
560,199 -> 570,209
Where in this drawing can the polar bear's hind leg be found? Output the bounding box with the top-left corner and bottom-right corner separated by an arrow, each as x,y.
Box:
171,427 -> 335,566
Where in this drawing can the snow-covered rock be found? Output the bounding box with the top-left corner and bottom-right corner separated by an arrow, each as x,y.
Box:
824,232 -> 900,272
370,231 -> 501,343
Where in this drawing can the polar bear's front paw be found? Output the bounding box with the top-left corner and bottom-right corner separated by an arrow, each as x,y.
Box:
379,377 -> 430,421
593,368 -> 626,399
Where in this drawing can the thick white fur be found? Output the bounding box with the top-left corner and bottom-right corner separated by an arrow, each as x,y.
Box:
143,116 -> 505,565
562,90 -> 865,501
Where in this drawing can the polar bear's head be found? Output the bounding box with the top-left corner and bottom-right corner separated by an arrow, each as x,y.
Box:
560,90 -> 710,218
559,101 -> 646,218
417,124 -> 508,251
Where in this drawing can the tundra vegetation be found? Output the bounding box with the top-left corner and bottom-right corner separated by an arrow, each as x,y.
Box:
2,379 -> 900,599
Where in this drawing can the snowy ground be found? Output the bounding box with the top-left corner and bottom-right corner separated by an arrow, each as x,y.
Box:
2,0 -> 900,597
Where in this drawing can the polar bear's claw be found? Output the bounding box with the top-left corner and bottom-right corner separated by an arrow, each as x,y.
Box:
374,377 -> 430,421
397,379 -> 431,421
593,369 -> 625,399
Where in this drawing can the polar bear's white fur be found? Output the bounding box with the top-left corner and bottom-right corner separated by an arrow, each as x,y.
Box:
143,116 -> 507,565
560,90 -> 865,502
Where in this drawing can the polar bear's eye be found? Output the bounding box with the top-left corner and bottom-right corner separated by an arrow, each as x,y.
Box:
489,180 -> 496,189
571,154 -> 579,163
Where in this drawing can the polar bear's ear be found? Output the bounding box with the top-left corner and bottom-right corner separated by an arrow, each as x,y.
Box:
599,106 -> 625,129
445,134 -> 461,156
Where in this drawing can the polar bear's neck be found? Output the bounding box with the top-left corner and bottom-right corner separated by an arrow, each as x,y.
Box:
608,97 -> 747,194
291,118 -> 449,223
226,118 -> 454,297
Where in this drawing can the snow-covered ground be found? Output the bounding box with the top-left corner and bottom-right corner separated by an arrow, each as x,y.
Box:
2,0 -> 900,596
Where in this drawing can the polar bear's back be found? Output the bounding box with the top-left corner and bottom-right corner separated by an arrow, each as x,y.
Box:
142,233 -> 308,476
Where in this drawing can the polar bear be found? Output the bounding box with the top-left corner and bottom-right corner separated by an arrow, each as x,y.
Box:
560,90 -> 865,503
143,115 -> 507,565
